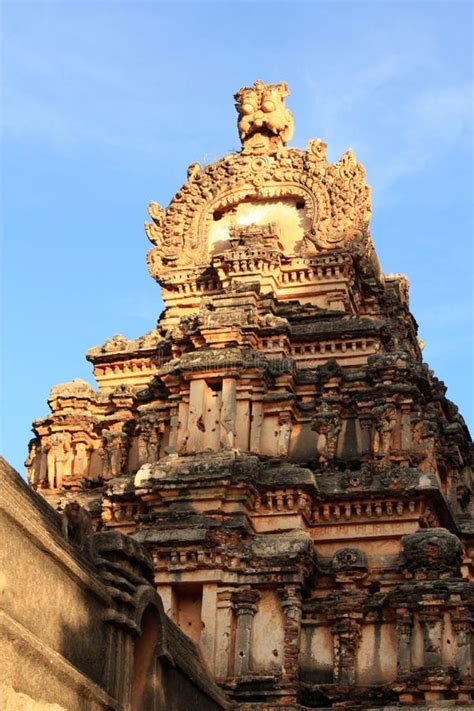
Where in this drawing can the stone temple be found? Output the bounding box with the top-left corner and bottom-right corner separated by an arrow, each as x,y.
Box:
21,81 -> 473,708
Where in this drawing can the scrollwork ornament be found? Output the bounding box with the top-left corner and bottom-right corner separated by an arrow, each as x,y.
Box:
340,467 -> 373,490
145,82 -> 372,288
379,467 -> 416,490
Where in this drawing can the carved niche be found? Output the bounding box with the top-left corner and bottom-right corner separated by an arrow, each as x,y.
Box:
100,430 -> 129,480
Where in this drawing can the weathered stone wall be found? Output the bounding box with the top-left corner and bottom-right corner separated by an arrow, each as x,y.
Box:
1,458 -> 116,710
0,456 -> 229,710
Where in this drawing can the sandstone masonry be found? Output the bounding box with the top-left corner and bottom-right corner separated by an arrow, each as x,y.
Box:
25,81 -> 473,709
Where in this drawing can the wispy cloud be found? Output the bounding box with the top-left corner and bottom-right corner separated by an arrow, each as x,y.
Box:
299,19 -> 473,200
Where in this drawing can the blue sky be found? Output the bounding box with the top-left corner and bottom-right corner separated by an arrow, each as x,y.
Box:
1,0 -> 473,473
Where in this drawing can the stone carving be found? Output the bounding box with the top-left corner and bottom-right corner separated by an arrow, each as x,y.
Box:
25,80 -> 474,708
332,548 -> 368,579
339,467 -> 373,490
73,441 -> 91,478
277,585 -> 303,682
232,588 -> 261,676
306,138 -> 327,163
145,82 -> 371,289
412,414 -> 438,472
46,433 -> 74,489
100,430 -> 128,479
198,301 -> 253,329
401,528 -> 463,578
311,403 -> 341,465
234,79 -> 294,151
49,379 -> 94,400
103,334 -> 129,353
88,331 -> 164,358
25,438 -> 41,485
277,412 -> 293,457
331,616 -> 362,685
136,417 -> 163,466
257,312 -> 288,329
379,466 -> 416,489
373,404 -> 397,460
136,329 -> 164,350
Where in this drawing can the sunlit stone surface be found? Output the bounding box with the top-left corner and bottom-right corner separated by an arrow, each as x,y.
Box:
26,81 -> 473,709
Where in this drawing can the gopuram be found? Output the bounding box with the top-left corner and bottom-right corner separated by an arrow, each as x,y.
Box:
26,81 -> 473,709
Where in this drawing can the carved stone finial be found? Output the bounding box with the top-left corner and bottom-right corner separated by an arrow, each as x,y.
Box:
234,80 -> 294,152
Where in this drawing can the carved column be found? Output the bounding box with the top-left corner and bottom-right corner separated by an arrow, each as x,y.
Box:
215,589 -> 234,679
395,607 -> 413,676
452,609 -> 473,677
187,379 -> 206,451
250,399 -> 263,454
233,589 -> 260,676
331,617 -> 361,685
221,378 -> 237,449
277,412 -> 293,457
278,585 -> 302,682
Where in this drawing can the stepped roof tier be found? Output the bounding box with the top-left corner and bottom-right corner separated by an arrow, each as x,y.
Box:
27,81 -> 473,709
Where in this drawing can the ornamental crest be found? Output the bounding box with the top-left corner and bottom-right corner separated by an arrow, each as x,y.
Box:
145,81 -> 372,294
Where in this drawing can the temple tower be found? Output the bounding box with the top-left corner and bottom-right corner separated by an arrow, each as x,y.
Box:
27,82 -> 473,708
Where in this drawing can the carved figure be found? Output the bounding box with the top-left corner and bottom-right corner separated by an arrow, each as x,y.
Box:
25,438 -> 41,485
46,433 -> 74,489
307,138 -> 327,163
277,412 -> 293,457
412,414 -> 437,472
373,404 -> 397,460
101,430 -> 128,479
61,502 -> 92,549
148,423 -> 163,463
73,441 -> 90,478
234,80 -> 294,149
136,418 -> 163,466
136,419 -> 152,465
311,404 -> 341,465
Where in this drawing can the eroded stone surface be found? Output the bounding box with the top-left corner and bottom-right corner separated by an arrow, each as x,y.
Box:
1,457 -> 228,710
25,81 -> 473,708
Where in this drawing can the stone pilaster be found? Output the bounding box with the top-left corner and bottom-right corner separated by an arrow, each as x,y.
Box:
232,588 -> 260,676
452,609 -> 473,677
215,589 -> 235,679
331,617 -> 361,685
277,585 -> 303,684
395,607 -> 413,676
